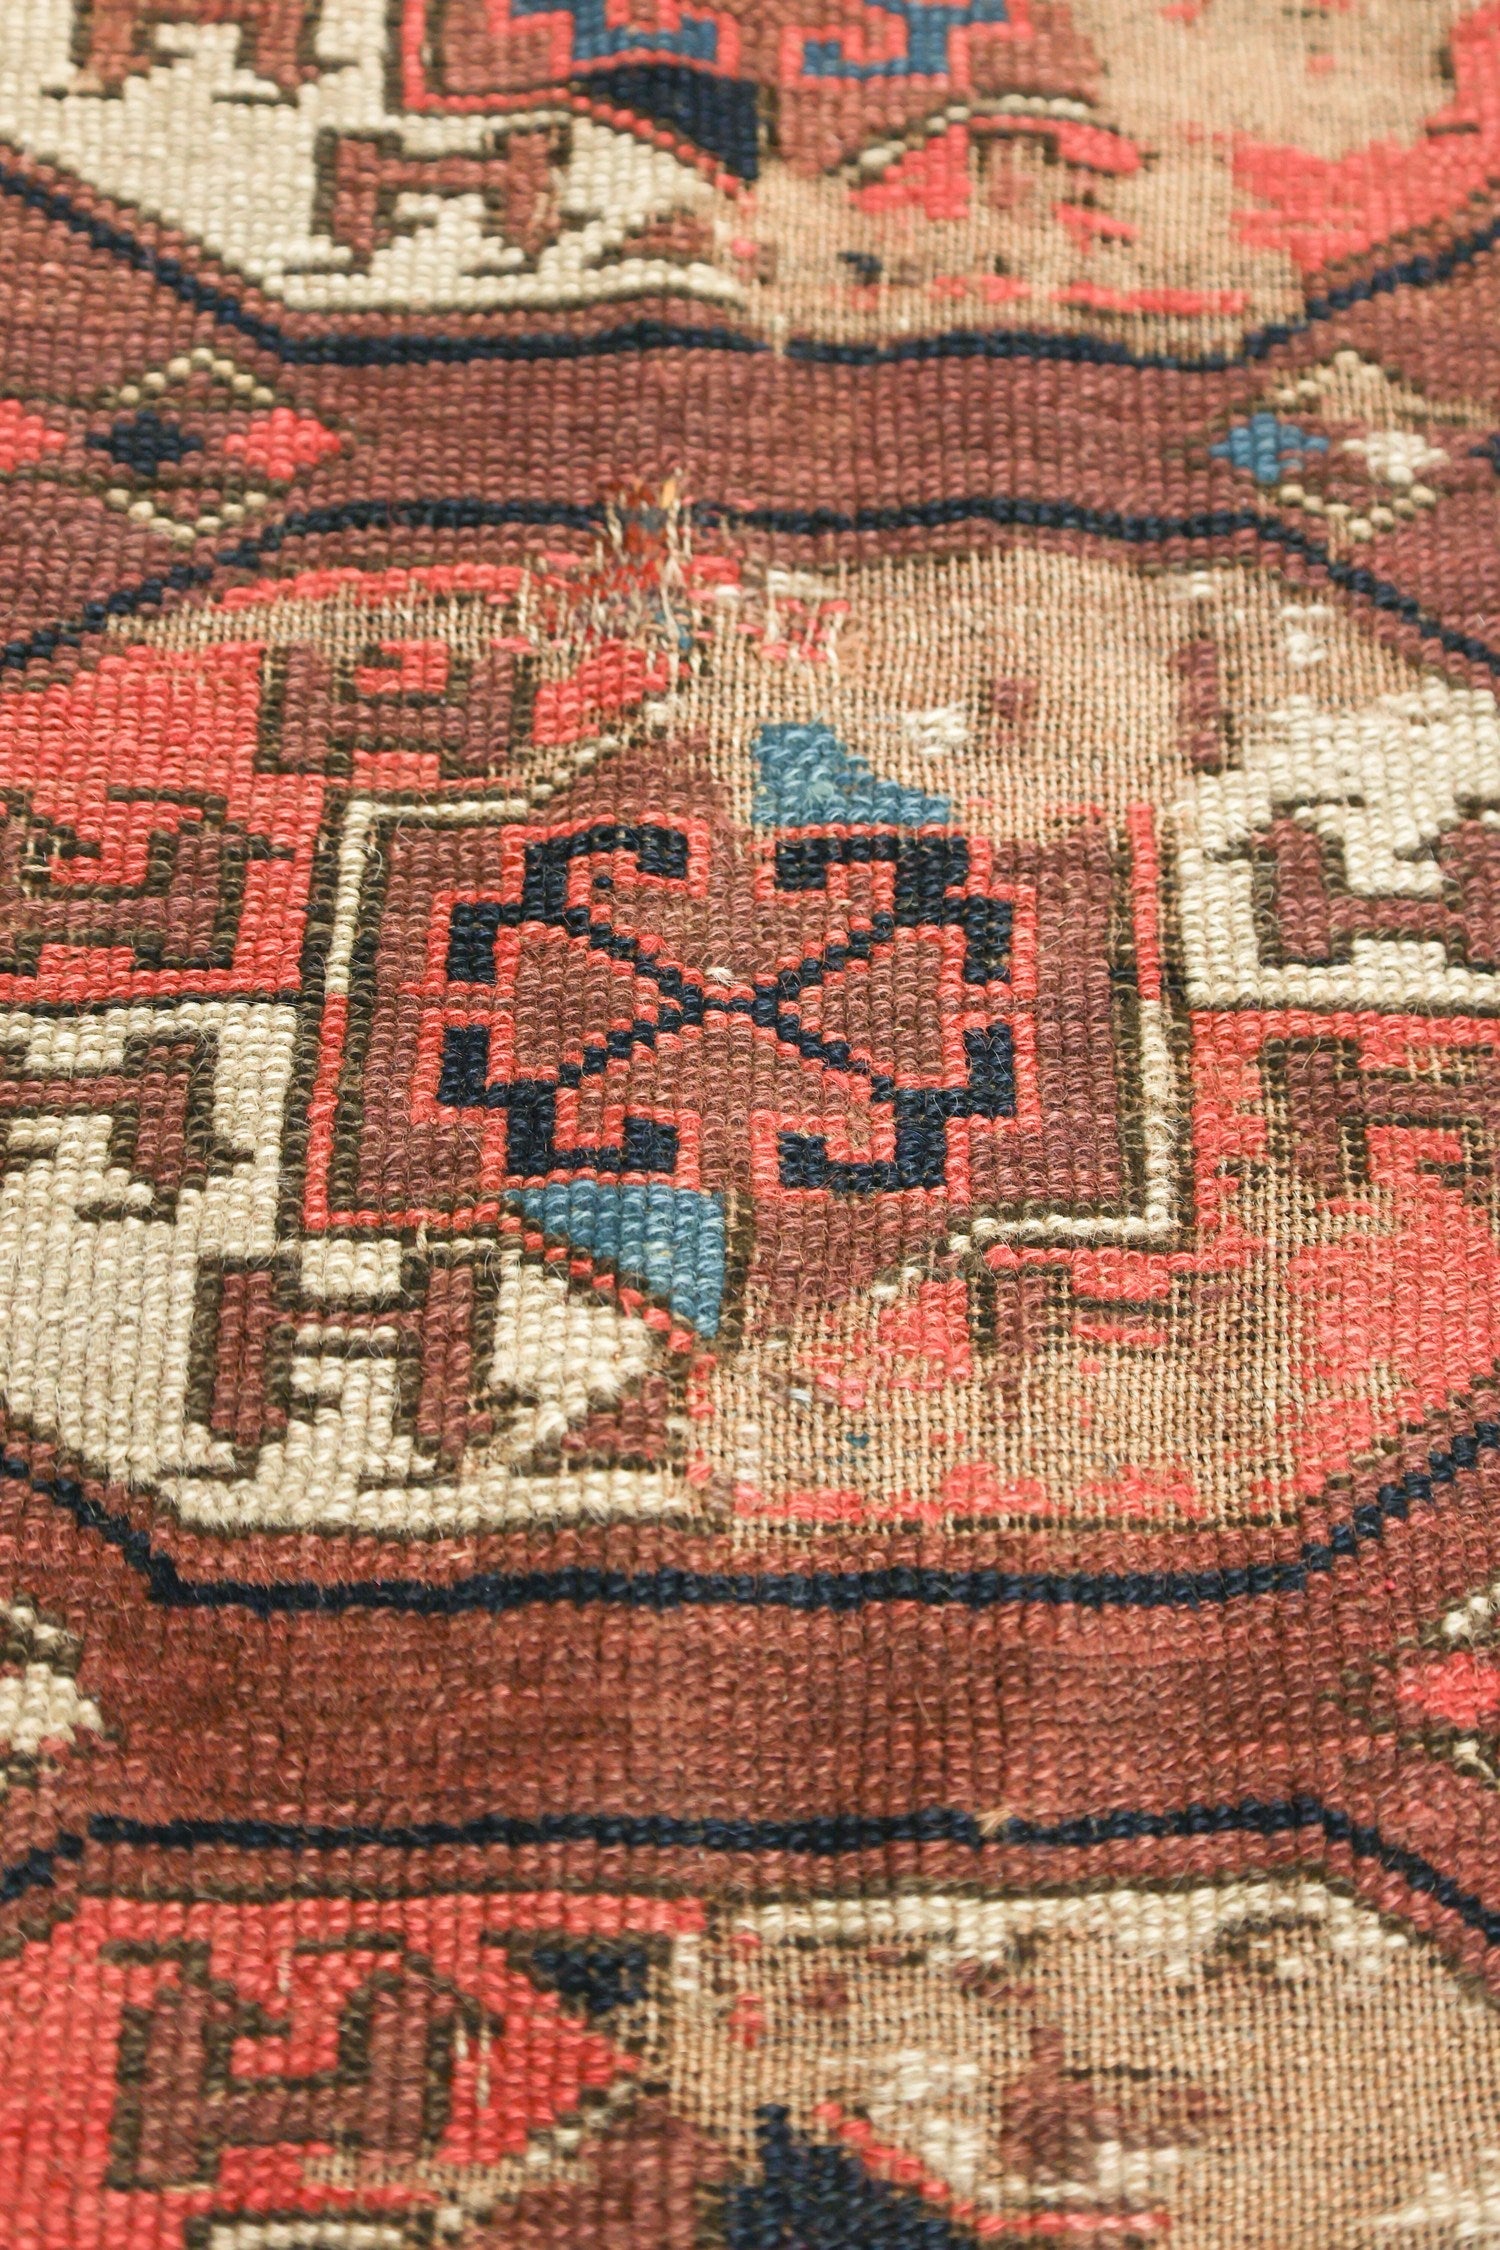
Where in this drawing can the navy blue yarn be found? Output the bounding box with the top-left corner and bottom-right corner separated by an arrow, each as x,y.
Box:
23,1416 -> 1499,1614
434,828 -> 1016,1169
0,154 -> 762,369
7,491 -> 1498,681
726,2111 -> 972,2248
4,151 -> 1500,371
87,410 -> 202,477
54,1797 -> 1500,1948
1,498 -> 603,672
0,1829 -> 83,1904
574,62 -> 761,178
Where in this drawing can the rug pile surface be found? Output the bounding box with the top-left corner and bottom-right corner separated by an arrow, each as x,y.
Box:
4,3 -> 1500,2243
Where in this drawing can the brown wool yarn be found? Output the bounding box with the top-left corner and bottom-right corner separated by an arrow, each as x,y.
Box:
3,5 -> 1500,2244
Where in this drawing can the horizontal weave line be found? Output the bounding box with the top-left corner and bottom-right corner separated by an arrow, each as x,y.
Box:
1,498 -> 604,671
2,150 -> 1497,371
0,155 -> 765,365
0,1829 -> 83,1904
0,1801 -> 1479,1948
4,494 -> 1496,678
31,1415 -> 1498,1613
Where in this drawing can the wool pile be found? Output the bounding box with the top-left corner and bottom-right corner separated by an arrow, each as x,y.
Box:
3,4 -> 1500,2244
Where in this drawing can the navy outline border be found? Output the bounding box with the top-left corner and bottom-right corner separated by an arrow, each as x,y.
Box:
6,1799 -> 1500,1955
7,491 -> 1500,679
3,146 -> 1500,373
1,151 -> 1497,1997
0,145 -> 1498,1618
19,1408 -> 1500,1613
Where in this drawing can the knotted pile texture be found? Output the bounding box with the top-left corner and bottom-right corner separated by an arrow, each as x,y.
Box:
5,4 -> 1500,2245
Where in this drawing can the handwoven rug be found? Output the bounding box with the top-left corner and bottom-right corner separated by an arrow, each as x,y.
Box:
7,3 -> 1500,2244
